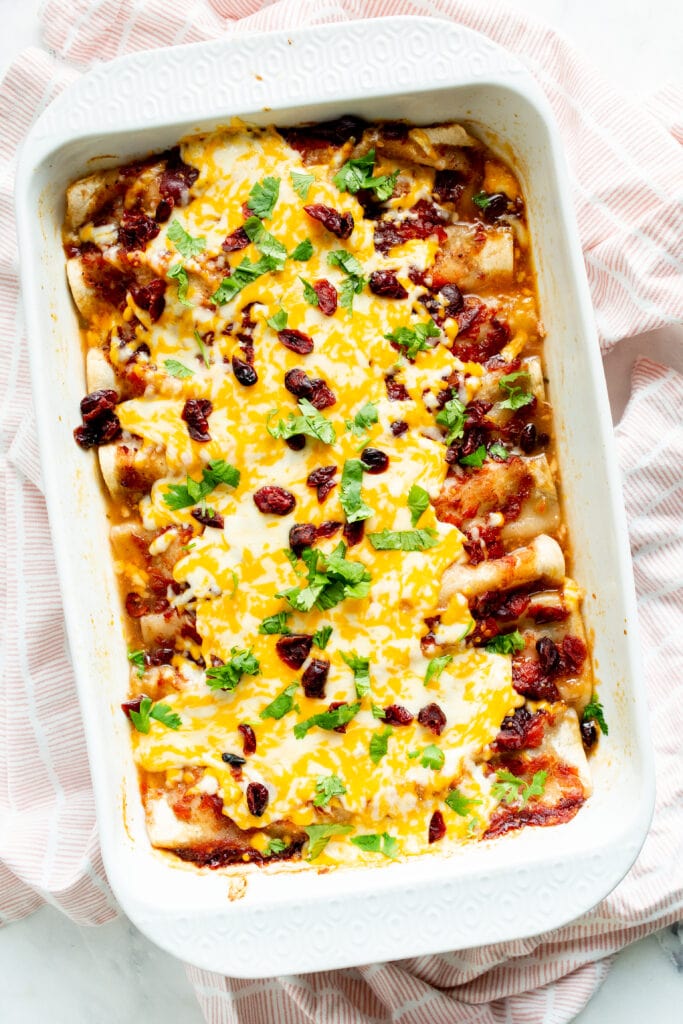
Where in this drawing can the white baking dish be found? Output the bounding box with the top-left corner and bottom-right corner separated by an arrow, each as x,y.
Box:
15,16 -> 654,977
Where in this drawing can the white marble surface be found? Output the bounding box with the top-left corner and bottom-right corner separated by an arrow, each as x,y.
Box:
0,0 -> 681,1021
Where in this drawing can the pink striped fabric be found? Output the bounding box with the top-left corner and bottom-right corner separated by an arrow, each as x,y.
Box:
0,2 -> 681,1021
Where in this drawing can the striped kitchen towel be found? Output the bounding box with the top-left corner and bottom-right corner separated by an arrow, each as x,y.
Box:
0,1 -> 681,1022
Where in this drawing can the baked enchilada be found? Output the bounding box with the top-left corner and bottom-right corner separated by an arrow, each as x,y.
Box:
65,117 -> 607,868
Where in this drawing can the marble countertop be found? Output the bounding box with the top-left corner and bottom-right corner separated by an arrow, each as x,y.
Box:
0,0 -> 681,1021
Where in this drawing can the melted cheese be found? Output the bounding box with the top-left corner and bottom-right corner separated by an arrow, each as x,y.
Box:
87,124 -> 531,864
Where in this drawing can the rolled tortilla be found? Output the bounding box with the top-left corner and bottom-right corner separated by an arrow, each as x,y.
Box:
440,534 -> 565,602
433,224 -> 514,291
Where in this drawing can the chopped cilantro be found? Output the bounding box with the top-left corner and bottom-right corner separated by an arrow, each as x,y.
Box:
345,400 -> 378,438
435,396 -> 466,444
127,649 -> 145,678
445,788 -> 481,816
260,682 -> 298,721
459,445 -> 487,468
498,370 -> 534,411
163,459 -> 240,511
333,149 -> 399,202
484,630 -> 525,655
369,725 -> 393,764
350,832 -> 399,859
304,823 -> 353,860
492,769 -> 548,807
313,774 -> 346,808
167,219 -> 206,258
243,215 -> 287,268
290,170 -> 315,200
278,543 -> 371,613
424,654 -> 453,687
312,625 -> 333,650
420,744 -> 445,770
340,651 -> 371,697
163,358 -> 194,379
300,276 -> 319,306
266,308 -> 288,332
194,328 -> 210,367
340,459 -> 373,524
247,176 -> 280,219
367,528 -> 438,551
385,319 -> 440,360
327,249 -> 365,315
290,238 -> 314,261
294,701 -> 361,739
583,695 -> 609,735
371,703 -> 386,720
264,838 -> 287,856
128,696 -> 182,734
268,398 -> 337,446
407,483 -> 430,526
168,262 -> 192,306
488,441 -> 509,460
258,612 -> 291,636
206,648 -> 259,692
210,254 -> 280,305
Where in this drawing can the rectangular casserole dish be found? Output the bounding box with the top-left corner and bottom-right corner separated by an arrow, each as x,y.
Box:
15,16 -> 654,977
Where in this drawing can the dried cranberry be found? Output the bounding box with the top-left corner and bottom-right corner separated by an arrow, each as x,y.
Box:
558,636 -> 587,674
417,703 -> 447,736
360,447 -> 389,474
80,389 -> 117,423
368,269 -> 408,300
385,377 -> 410,401
383,704 -> 414,726
278,328 -> 314,355
246,782 -> 269,817
313,279 -> 338,316
253,486 -> 296,516
73,410 -> 121,449
518,422 -> 537,454
289,523 -> 316,556
285,435 -> 306,451
125,593 -> 146,618
309,380 -> 336,409
529,604 -> 569,624
118,211 -> 160,251
222,226 -> 250,252
159,150 -> 199,206
374,201 -> 447,254
428,810 -> 446,844
306,465 -> 337,503
493,707 -> 545,752
536,637 -> 560,675
301,658 -> 330,699
232,355 -> 258,387
390,420 -> 408,437
121,696 -> 144,719
304,204 -> 354,240
315,522 -> 342,540
581,720 -> 598,750
433,170 -> 464,204
284,368 -> 312,399
222,751 -> 246,767
238,723 -> 256,755
130,278 -> 166,322
472,589 -> 531,623
275,634 -> 313,670
343,520 -> 365,546
191,508 -> 224,529
181,398 -> 212,442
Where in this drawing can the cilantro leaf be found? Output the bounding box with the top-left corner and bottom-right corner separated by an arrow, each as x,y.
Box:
260,682 -> 298,721
407,484 -> 430,526
290,238 -> 314,261
435,396 -> 466,445
194,328 -> 210,367
327,249 -> 365,315
290,171 -> 315,200
164,358 -> 194,379
304,823 -> 353,860
385,319 -> 440,360
424,654 -> 453,686
346,401 -> 378,437
339,276 -> 364,315
129,696 -> 181,733
367,529 -> 438,552
488,441 -> 509,460
168,262 -> 192,306
210,255 -> 279,305
258,612 -> 291,636
264,838 -> 287,856
484,630 -> 525,655
247,176 -> 280,219
350,832 -> 399,859
445,788 -> 481,816
498,371 -> 534,411
369,725 -> 393,764
127,649 -> 145,678
268,398 -> 337,445
243,216 -> 287,268
300,276 -> 319,306
266,308 -> 288,331
313,625 -> 333,650
294,701 -> 361,739
278,543 -> 371,613
313,774 -> 346,808
420,744 -> 445,770
371,703 -> 386,720
459,445 -> 487,468
333,149 -> 399,202
163,459 -> 240,510
206,648 -> 259,691
472,191 -> 494,210
340,459 -> 373,524
341,651 -> 371,697
583,695 -> 609,736
492,768 -> 548,807
167,219 -> 206,258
